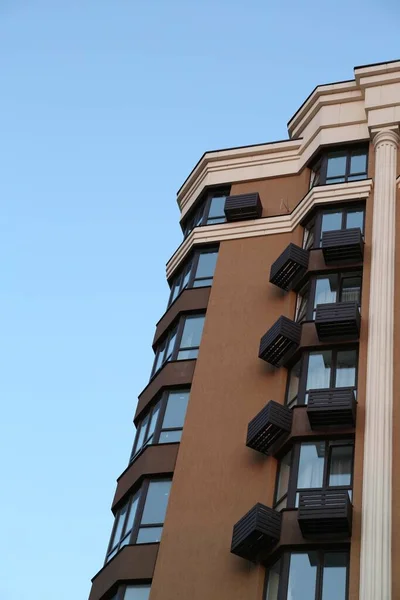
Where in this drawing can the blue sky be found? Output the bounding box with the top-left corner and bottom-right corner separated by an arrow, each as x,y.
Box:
0,1 -> 399,599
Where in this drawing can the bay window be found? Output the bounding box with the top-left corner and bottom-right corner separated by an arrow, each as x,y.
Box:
265,551 -> 349,600
182,189 -> 229,237
295,272 -> 362,322
130,389 -> 189,462
273,440 -> 354,510
106,479 -> 172,563
303,204 -> 365,249
111,585 -> 151,600
309,145 -> 368,188
168,247 -> 218,306
285,347 -> 358,408
151,313 -> 205,377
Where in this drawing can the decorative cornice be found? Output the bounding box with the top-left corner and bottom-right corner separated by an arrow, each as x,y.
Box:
167,180 -> 373,278
177,61 -> 400,220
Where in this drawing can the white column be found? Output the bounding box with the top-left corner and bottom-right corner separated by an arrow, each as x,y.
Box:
359,127 -> 399,600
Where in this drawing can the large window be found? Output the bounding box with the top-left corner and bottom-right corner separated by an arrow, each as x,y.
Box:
303,205 -> 365,250
274,440 -> 354,510
111,585 -> 151,600
310,145 -> 368,188
295,271 -> 362,322
106,479 -> 171,563
151,313 -> 205,378
265,551 -> 349,600
286,347 -> 358,408
182,189 -> 229,237
130,389 -> 189,462
168,247 -> 218,307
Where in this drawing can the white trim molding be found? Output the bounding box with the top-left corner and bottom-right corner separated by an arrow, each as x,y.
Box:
166,179 -> 373,279
359,127 -> 400,600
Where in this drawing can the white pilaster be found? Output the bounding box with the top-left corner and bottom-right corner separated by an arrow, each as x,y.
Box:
359,127 -> 400,600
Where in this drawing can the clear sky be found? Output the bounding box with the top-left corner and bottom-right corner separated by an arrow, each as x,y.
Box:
0,1 -> 399,599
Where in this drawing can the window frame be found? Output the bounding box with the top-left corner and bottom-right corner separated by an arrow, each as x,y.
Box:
105,478 -> 172,564
167,246 -> 219,307
285,346 -> 359,408
273,439 -> 354,511
265,549 -> 350,600
110,583 -> 152,600
151,313 -> 206,378
130,388 -> 190,462
309,144 -> 368,189
182,188 -> 230,238
295,271 -> 362,323
303,203 -> 365,250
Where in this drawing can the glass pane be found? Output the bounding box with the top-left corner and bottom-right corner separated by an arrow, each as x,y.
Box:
350,151 -> 367,174
309,167 -> 321,189
111,502 -> 129,547
303,223 -> 315,249
124,585 -> 151,600
125,493 -> 140,535
321,212 -> 342,234
287,553 -> 317,600
275,451 -> 291,503
326,154 -> 347,179
153,340 -> 166,374
314,276 -> 338,309
295,286 -> 309,322
346,210 -> 364,232
180,315 -> 205,349
136,526 -> 164,544
195,251 -> 218,280
163,390 -> 189,429
347,174 -> 367,181
177,348 -> 199,360
159,430 -> 182,443
321,553 -> 347,600
135,414 -> 150,453
181,263 -> 192,291
287,361 -> 301,406
207,196 -> 226,219
106,546 -> 118,562
306,351 -> 332,392
341,276 -> 361,303
141,480 -> 171,524
265,559 -> 281,600
335,350 -> 357,387
297,443 -> 325,489
169,277 -> 181,304
144,402 -> 160,445
329,446 -> 353,487
192,278 -> 213,287
165,329 -> 177,361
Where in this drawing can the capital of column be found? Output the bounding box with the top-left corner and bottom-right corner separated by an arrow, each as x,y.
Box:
371,126 -> 400,148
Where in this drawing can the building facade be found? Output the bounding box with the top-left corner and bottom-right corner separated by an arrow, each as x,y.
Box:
88,60 -> 400,600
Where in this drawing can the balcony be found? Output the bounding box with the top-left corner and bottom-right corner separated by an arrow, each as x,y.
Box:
322,228 -> 364,264
231,503 -> 282,562
246,401 -> 292,455
259,316 -> 301,367
315,302 -> 360,341
298,490 -> 352,538
224,193 -> 262,222
307,388 -> 357,429
269,244 -> 309,291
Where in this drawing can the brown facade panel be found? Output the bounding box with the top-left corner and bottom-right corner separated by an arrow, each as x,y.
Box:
149,232 -> 301,600
89,544 -> 158,600
112,443 -> 179,511
153,287 -> 211,347
229,170 -> 310,217
135,359 -> 196,423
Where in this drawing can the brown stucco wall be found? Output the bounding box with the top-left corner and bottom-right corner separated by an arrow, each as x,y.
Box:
229,169 -> 310,217
149,228 -> 302,600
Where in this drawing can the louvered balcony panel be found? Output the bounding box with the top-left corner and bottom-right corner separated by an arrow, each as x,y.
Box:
231,503 -> 282,561
269,244 -> 309,291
